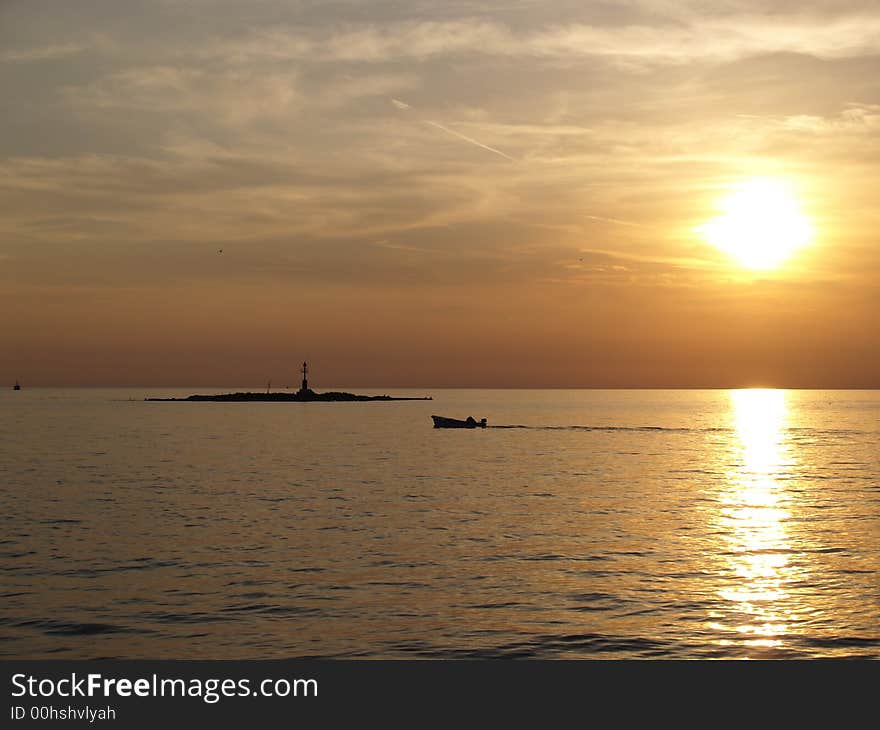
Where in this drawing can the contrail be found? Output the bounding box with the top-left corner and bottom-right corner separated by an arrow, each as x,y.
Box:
391,98 -> 514,161
584,215 -> 643,228
423,120 -> 515,161
390,98 -> 640,226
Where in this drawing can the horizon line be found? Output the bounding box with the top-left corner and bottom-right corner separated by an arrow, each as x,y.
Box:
6,384 -> 880,391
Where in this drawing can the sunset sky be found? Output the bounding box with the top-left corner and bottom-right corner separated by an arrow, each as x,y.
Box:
2,1 -> 878,387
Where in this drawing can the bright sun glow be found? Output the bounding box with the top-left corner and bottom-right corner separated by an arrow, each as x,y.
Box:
699,179 -> 813,270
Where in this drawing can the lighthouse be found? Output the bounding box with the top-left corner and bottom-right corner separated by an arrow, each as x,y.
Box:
299,361 -> 309,393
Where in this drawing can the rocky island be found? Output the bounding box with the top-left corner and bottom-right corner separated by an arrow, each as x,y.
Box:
146,362 -> 432,402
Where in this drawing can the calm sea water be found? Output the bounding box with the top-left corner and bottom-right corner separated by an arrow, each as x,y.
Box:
1,388 -> 878,659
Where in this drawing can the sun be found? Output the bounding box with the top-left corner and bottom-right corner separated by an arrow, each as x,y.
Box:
698,179 -> 813,270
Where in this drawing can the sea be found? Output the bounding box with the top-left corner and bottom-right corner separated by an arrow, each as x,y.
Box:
1,388 -> 878,659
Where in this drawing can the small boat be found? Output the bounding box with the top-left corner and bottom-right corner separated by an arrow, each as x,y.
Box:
432,415 -> 487,429
13,380 -> 21,391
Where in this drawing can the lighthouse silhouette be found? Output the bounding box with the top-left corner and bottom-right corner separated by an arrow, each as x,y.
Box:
298,361 -> 310,394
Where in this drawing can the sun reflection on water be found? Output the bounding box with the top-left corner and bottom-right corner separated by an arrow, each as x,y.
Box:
713,389 -> 798,652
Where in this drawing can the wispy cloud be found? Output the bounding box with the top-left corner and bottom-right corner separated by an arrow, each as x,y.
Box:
779,103 -> 880,133
2,42 -> 87,63
584,215 -> 643,227
200,14 -> 880,66
66,67 -> 418,134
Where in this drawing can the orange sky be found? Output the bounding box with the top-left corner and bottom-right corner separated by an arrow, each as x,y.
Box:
2,1 -> 878,387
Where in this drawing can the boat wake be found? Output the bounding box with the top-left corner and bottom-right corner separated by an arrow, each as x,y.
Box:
489,424 -> 723,433
489,424 -> 864,435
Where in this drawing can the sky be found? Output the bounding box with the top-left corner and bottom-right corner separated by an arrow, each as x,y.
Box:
1,0 -> 878,387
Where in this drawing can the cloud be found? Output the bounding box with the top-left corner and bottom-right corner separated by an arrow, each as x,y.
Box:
583,215 -> 643,227
65,66 -> 419,139
197,13 -> 880,66
780,103 -> 880,133
1,42 -> 87,63
0,146 -> 521,247
3,3 -> 879,291
66,66 -> 303,126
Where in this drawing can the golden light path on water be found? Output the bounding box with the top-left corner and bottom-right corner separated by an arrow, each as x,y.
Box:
711,389 -> 800,653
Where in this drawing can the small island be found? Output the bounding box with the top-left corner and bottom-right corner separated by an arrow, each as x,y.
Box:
146,362 -> 432,402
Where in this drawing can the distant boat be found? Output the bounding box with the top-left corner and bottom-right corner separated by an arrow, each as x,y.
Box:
13,380 -> 20,391
432,415 -> 487,429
